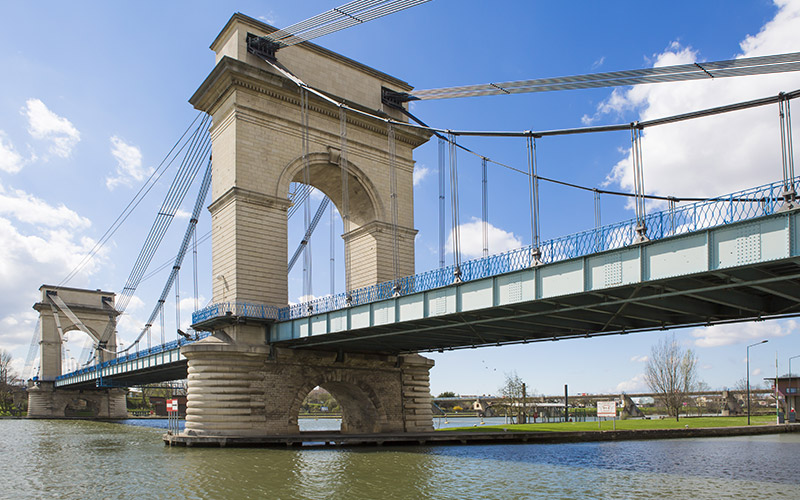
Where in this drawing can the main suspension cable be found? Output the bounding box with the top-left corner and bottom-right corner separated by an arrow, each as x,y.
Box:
438,137 -> 446,268
339,107 -> 353,301
527,136 -> 541,263
388,122 -> 401,293
120,156 -> 212,354
448,132 -> 462,281
301,88 -> 313,306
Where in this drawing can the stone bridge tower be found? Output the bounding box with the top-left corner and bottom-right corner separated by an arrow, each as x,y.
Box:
182,14 -> 434,438
28,285 -> 126,418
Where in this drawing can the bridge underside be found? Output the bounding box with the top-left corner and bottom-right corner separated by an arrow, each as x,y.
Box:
59,362 -> 188,390
276,256 -> 800,353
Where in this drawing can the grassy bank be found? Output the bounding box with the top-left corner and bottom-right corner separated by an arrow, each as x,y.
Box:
442,415 -> 776,432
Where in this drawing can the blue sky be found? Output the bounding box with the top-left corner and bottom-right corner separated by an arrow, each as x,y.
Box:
1,1 -> 799,397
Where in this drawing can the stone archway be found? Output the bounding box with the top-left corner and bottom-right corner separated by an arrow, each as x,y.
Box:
64,397 -> 98,417
32,285 -> 119,382
277,150 -> 384,229
28,285 -> 127,419
191,13 -> 431,318
288,367 -> 390,434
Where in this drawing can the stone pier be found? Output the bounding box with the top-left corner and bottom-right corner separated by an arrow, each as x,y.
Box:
28,285 -> 126,419
182,333 -> 433,437
27,381 -> 127,419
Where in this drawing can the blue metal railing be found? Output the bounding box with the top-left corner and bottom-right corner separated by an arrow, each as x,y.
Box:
55,331 -> 211,382
192,176 -> 795,325
191,302 -> 281,323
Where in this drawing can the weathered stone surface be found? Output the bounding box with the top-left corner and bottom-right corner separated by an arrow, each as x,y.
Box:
27,382 -> 127,419
181,335 -> 433,436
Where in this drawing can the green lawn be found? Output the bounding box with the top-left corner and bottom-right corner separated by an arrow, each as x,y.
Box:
441,415 -> 777,433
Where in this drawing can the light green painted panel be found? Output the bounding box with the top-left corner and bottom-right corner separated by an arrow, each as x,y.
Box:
293,319 -> 305,338
460,279 -> 493,312
350,305 -> 371,329
713,223 -> 759,269
276,322 -> 290,340
398,294 -> 424,321
760,215 -> 790,261
372,302 -> 395,326
793,212 -> 800,257
495,270 -> 535,305
711,217 -> 788,269
646,233 -> 707,280
329,310 -> 347,333
311,316 -> 327,335
426,287 -> 456,317
540,260 -> 583,298
586,248 -> 640,290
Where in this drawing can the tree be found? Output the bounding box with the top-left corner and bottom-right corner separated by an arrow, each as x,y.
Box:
0,349 -> 21,414
734,377 -> 763,410
644,335 -> 698,421
437,391 -> 456,398
499,371 -> 530,423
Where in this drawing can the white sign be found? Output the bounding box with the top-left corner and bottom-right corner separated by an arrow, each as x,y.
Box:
166,399 -> 178,412
597,401 -> 616,418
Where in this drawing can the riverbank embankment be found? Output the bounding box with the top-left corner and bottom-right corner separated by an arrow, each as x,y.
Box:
164,422 -> 800,448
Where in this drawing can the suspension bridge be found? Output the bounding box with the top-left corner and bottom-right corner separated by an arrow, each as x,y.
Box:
23,3 -> 800,442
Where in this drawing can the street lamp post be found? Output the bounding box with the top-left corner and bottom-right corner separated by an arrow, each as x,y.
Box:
789,354 -> 800,376
747,340 -> 769,425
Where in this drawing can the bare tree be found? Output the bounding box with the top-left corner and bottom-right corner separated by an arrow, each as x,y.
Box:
733,377 -> 763,410
499,371 -> 530,423
0,349 -> 20,413
644,335 -> 698,421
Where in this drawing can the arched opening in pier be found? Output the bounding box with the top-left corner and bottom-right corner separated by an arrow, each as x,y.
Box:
294,377 -> 384,434
60,327 -> 98,375
63,397 -> 98,418
300,386 -> 342,432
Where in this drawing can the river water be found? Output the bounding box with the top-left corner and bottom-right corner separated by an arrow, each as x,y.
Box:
1,419 -> 798,499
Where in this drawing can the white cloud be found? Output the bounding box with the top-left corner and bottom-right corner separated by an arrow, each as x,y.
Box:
23,98 -> 80,158
630,355 -> 649,363
616,373 -> 648,393
106,136 -> 154,190
752,367 -> 763,376
413,165 -> 430,186
447,217 -> 522,259
174,209 -> 192,220
691,320 -> 795,347
0,131 -> 27,173
0,187 -> 105,353
258,12 -> 276,25
593,0 -> 800,199
0,185 -> 91,229
591,56 -> 606,70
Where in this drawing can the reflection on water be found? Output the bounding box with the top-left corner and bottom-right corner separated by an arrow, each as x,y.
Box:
2,419 -> 798,499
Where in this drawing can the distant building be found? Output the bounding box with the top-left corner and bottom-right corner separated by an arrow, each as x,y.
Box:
764,376 -> 800,421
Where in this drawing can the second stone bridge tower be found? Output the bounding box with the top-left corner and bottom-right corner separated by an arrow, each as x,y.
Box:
183,14 -> 434,438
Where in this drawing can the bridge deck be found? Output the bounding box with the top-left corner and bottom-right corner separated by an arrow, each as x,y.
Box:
54,179 -> 800,386
272,211 -> 800,352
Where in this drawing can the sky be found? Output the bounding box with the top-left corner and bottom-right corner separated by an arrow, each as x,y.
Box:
1,0 -> 800,397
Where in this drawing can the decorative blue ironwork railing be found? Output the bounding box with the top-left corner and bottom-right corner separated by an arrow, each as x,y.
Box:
191,302 -> 281,323
55,331 -> 211,382
186,178 -> 794,321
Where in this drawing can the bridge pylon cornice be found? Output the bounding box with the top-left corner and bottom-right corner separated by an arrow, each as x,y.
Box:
190,57 -> 431,149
